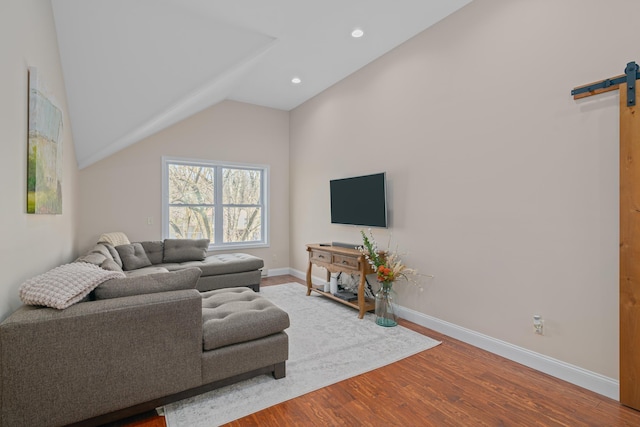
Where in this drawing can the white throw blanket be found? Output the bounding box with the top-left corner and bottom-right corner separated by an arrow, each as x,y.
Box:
19,262 -> 125,309
98,231 -> 130,247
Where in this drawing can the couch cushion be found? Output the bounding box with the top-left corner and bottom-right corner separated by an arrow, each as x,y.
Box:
163,239 -> 209,263
94,268 -> 201,299
184,253 -> 264,276
19,263 -> 125,309
149,263 -> 183,272
116,243 -> 153,271
124,266 -> 171,276
140,240 -> 164,264
201,287 -> 290,351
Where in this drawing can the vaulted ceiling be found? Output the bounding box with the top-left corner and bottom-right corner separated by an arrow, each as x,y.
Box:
51,0 -> 472,168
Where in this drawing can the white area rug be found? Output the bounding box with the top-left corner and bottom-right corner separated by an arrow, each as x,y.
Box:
163,282 -> 440,426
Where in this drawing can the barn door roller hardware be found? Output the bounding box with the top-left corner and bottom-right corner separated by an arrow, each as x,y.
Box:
571,61 -> 640,106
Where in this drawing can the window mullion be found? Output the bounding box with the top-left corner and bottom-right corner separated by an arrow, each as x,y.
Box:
214,166 -> 224,244
261,167 -> 266,243
168,204 -> 215,207
222,204 -> 261,208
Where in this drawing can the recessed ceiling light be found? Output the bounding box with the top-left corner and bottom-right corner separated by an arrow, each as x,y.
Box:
291,76 -> 302,85
351,28 -> 364,38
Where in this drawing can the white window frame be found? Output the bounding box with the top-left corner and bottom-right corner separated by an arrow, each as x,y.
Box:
162,156 -> 269,250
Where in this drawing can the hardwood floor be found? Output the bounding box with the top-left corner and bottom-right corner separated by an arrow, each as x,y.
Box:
123,275 -> 640,427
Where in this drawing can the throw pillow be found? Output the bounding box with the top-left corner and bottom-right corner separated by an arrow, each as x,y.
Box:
19,263 -> 125,309
140,240 -> 164,265
75,252 -> 107,266
93,268 -> 201,300
115,243 -> 152,271
163,239 -> 210,263
103,244 -> 123,268
89,243 -> 113,259
100,258 -> 123,272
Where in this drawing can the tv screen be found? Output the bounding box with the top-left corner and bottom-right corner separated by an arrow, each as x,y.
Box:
330,172 -> 387,228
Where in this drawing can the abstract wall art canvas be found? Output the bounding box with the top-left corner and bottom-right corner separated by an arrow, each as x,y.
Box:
27,67 -> 63,214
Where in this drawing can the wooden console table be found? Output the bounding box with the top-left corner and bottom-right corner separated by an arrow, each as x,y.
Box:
305,244 -> 376,319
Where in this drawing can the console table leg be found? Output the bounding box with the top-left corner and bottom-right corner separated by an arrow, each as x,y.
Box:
306,261 -> 312,296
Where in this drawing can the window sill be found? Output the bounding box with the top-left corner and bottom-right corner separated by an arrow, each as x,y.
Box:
207,242 -> 269,252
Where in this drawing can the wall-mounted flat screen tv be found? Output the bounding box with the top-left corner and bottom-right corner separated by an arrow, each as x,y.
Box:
330,172 -> 388,228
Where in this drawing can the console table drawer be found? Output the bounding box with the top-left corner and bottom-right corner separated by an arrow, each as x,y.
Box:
332,254 -> 359,270
310,250 -> 331,263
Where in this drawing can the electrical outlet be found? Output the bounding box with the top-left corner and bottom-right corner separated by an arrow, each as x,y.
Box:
533,315 -> 543,335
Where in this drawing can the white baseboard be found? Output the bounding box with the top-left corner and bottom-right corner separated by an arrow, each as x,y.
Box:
289,268 -> 321,284
289,268 -> 619,400
396,305 -> 619,401
265,267 -> 293,277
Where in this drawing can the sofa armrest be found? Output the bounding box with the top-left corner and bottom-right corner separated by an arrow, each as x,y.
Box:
0,290 -> 203,427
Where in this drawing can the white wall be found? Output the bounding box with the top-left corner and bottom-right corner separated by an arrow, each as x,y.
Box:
290,0 -> 631,379
77,100 -> 290,273
0,0 -> 79,321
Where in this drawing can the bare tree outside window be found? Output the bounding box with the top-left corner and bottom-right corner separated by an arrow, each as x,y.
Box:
165,160 -> 267,248
223,168 -> 262,243
168,165 -> 214,240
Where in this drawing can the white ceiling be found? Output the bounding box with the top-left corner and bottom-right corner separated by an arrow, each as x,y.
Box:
51,0 -> 472,168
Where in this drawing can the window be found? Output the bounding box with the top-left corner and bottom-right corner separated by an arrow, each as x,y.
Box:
162,157 -> 268,249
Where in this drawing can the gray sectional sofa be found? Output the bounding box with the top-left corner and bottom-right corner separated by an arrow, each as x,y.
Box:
80,238 -> 264,292
0,238 -> 289,427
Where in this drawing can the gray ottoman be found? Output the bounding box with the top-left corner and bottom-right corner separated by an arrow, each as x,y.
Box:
200,287 -> 290,383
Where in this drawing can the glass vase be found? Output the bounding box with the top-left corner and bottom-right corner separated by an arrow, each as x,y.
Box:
375,281 -> 397,327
